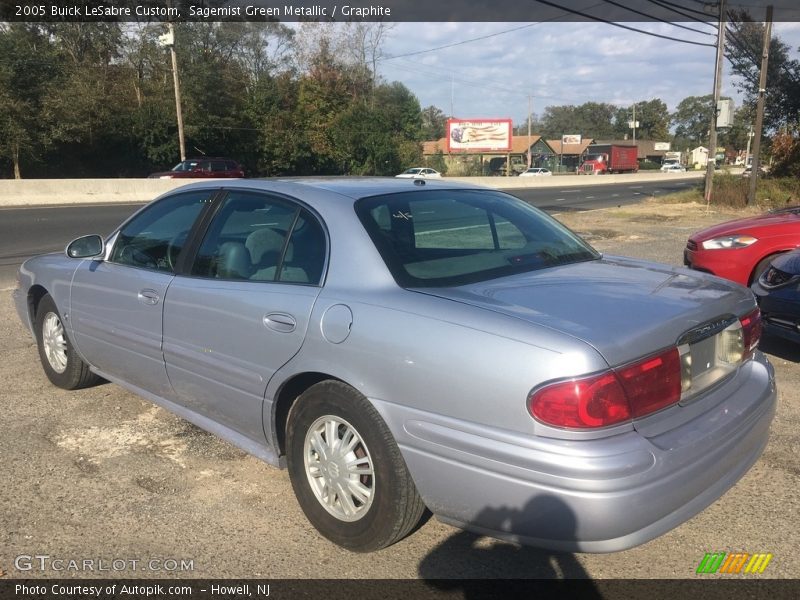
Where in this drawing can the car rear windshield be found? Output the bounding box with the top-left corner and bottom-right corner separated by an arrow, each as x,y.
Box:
355,189 -> 599,287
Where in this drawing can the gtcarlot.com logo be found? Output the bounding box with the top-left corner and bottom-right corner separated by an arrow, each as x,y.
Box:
14,555 -> 194,573
696,552 -> 773,574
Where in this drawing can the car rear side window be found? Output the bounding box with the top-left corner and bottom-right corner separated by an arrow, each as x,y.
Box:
190,191 -> 326,285
356,189 -> 599,287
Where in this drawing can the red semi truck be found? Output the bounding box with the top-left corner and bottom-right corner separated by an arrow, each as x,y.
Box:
579,144 -> 639,174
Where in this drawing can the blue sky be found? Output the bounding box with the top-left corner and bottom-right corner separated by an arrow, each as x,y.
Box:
376,21 -> 800,125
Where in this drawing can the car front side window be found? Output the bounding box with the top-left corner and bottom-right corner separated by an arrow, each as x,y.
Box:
109,190 -> 214,273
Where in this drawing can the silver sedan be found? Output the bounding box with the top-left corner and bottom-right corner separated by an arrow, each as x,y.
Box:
14,178 -> 776,553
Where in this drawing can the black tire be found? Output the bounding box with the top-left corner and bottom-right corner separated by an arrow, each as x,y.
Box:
35,294 -> 99,390
750,253 -> 783,285
286,380 -> 426,552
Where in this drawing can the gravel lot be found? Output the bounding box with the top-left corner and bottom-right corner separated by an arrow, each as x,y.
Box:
1,199 -> 798,580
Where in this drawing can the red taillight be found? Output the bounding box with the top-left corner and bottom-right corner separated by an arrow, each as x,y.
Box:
529,347 -> 682,429
616,347 -> 681,419
529,372 -> 631,429
740,308 -> 762,358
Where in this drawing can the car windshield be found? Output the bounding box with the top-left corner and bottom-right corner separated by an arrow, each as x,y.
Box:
171,160 -> 201,172
356,189 -> 600,287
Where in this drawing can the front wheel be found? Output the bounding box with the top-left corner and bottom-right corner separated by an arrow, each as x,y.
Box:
751,253 -> 784,285
35,294 -> 99,390
286,381 -> 426,552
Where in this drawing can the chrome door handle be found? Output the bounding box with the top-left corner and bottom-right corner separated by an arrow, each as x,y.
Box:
138,289 -> 160,305
263,312 -> 296,333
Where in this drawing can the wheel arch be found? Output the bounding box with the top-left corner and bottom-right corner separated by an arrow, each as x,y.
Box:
749,250 -> 791,285
28,284 -> 50,323
271,371 -> 346,458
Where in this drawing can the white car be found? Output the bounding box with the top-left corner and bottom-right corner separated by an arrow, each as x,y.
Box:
396,168 -> 442,179
519,168 -> 552,177
660,163 -> 687,173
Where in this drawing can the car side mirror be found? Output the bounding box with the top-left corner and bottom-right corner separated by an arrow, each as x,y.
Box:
66,235 -> 105,259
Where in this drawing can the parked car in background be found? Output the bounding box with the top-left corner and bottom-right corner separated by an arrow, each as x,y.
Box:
742,165 -> 768,178
660,163 -> 687,173
396,167 -> 441,179
15,178 -> 775,553
519,167 -> 553,177
751,250 -> 800,344
685,206 -> 800,285
149,158 -> 245,179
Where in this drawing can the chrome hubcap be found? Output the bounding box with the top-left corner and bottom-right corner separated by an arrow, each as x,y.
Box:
42,312 -> 68,374
304,415 -> 374,522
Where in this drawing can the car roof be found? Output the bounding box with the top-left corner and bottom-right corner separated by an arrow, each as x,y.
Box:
166,177 -> 485,201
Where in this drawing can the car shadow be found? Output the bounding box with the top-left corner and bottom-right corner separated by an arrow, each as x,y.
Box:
759,332 -> 800,363
417,495 -> 603,595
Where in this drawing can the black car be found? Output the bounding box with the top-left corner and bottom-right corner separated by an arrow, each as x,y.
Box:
752,250 -> 800,343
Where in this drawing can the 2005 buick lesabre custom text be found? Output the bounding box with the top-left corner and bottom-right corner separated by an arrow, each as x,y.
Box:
14,178 -> 776,552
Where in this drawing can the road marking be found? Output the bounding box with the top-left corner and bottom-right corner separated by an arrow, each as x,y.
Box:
629,186 -> 643,189
559,190 -> 581,193
612,194 -> 620,197
585,196 -> 595,199
555,198 -> 566,202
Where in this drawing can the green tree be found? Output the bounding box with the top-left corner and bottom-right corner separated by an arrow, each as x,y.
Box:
539,102 -> 618,139
0,24 -> 63,178
726,11 -> 800,132
671,95 -> 714,147
421,105 -> 447,140
613,99 -> 670,140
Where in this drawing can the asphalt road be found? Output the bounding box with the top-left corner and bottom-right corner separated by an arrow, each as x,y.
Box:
1,197 -> 798,585
0,178 -> 700,281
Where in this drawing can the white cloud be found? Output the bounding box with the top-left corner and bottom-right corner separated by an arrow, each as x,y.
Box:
377,20 -> 800,124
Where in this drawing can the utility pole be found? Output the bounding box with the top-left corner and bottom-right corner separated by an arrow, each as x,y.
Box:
450,73 -> 454,118
632,103 -> 637,145
168,22 -> 186,162
527,94 -> 532,168
748,5 -> 773,206
745,126 -> 754,166
704,0 -> 727,205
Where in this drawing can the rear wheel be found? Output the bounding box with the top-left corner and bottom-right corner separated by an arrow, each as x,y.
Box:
286,381 -> 425,552
35,294 -> 99,390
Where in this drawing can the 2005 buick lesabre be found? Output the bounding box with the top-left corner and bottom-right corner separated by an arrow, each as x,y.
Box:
14,178 -> 776,553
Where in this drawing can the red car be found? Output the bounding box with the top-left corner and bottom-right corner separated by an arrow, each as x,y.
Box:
685,206 -> 800,286
149,158 -> 244,179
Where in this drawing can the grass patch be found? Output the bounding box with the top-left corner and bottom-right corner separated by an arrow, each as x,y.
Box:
657,175 -> 800,211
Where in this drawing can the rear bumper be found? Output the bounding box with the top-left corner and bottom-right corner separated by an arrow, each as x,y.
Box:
383,355 -> 776,552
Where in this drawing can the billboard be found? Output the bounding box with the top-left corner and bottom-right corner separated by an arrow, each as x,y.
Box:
446,119 -> 512,152
562,135 -> 582,145
654,142 -> 671,151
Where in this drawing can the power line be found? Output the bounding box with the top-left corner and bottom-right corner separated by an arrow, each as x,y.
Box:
649,0 -> 716,19
643,0 -> 719,26
380,2 -> 608,62
602,0 -> 716,36
532,0 -> 717,47
379,24 -> 541,61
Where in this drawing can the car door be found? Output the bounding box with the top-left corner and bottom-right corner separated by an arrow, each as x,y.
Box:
69,190 -> 215,398
162,190 -> 327,444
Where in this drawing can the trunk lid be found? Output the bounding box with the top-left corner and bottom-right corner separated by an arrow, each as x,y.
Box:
415,256 -> 755,368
